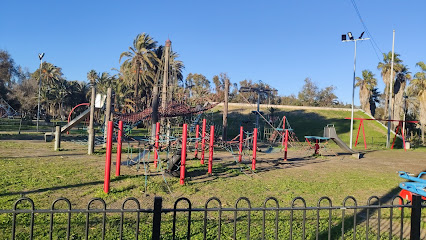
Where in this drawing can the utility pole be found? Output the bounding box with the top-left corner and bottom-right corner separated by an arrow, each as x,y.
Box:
37,53 -> 44,132
222,79 -> 229,141
342,32 -> 369,149
387,30 -> 396,148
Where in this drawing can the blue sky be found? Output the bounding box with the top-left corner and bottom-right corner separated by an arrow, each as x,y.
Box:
1,0 -> 425,104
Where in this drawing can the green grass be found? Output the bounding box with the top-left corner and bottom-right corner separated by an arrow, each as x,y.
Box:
0,106 -> 425,239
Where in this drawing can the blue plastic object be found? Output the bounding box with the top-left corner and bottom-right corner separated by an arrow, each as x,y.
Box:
398,171 -> 426,197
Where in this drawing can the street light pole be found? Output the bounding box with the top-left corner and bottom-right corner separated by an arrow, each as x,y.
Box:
342,32 -> 369,149
37,53 -> 45,132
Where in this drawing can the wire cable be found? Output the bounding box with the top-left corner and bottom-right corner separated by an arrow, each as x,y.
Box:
349,0 -> 383,61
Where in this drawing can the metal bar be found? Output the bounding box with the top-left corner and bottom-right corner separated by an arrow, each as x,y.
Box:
410,195 -> 422,240
152,197 -> 163,240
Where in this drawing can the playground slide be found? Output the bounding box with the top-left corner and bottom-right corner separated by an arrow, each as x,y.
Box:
61,108 -> 90,133
323,125 -> 357,154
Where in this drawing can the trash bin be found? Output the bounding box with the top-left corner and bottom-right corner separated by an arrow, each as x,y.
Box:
45,133 -> 53,142
405,142 -> 410,150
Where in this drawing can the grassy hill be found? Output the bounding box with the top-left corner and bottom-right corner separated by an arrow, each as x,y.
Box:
208,103 -> 399,150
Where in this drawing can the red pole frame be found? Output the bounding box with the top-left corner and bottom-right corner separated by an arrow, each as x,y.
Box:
284,129 -> 288,161
180,124 -> 188,185
154,122 -> 160,168
252,128 -> 258,170
104,121 -> 113,193
238,126 -> 244,162
115,121 -> 123,177
354,119 -> 367,149
194,124 -> 200,159
208,125 -> 214,174
201,119 -> 206,164
282,116 -> 286,146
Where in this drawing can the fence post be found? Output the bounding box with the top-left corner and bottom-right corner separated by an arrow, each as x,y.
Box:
410,194 -> 422,240
152,197 -> 163,240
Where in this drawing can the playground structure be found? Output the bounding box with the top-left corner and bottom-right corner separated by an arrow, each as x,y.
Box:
100,116 -> 281,193
0,98 -> 18,118
345,117 -> 419,151
398,171 -> 426,206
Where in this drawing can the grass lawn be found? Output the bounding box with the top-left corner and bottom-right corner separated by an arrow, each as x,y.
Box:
0,106 -> 425,239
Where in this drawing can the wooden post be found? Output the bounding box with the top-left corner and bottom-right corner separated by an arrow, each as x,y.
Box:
103,87 -> 112,148
54,125 -> 61,151
88,85 -> 96,155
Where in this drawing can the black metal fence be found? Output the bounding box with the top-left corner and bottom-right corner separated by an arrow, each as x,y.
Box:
0,195 -> 424,239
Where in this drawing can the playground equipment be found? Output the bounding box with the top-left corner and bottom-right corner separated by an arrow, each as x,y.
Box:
0,97 -> 18,118
62,103 -> 90,134
344,117 -> 419,151
398,171 -> 426,198
323,124 -> 361,159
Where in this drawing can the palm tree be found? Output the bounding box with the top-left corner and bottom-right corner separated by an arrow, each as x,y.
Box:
369,87 -> 381,117
393,65 -> 411,122
377,52 -> 403,118
355,70 -> 377,115
408,61 -> 426,143
119,33 -> 158,102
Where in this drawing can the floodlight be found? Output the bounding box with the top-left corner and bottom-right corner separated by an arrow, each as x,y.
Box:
359,31 -> 365,39
348,32 -> 354,40
341,34 -> 347,41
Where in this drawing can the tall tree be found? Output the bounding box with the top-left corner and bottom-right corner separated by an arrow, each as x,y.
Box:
409,61 -> 426,143
298,78 -> 318,106
355,70 -> 377,115
119,33 -> 158,102
377,51 -> 403,119
0,50 -> 19,99
393,65 -> 411,122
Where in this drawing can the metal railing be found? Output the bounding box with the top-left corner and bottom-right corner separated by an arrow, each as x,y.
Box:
0,195 -> 424,239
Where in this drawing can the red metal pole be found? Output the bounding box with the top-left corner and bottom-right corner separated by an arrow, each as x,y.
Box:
154,122 -> 160,168
104,121 -> 113,193
180,124 -> 188,185
284,129 -> 288,161
252,128 -> 258,170
194,124 -> 200,159
201,119 -> 206,164
282,116 -> 286,146
355,120 -> 362,147
238,126 -> 244,162
208,125 -> 214,174
115,121 -> 123,177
